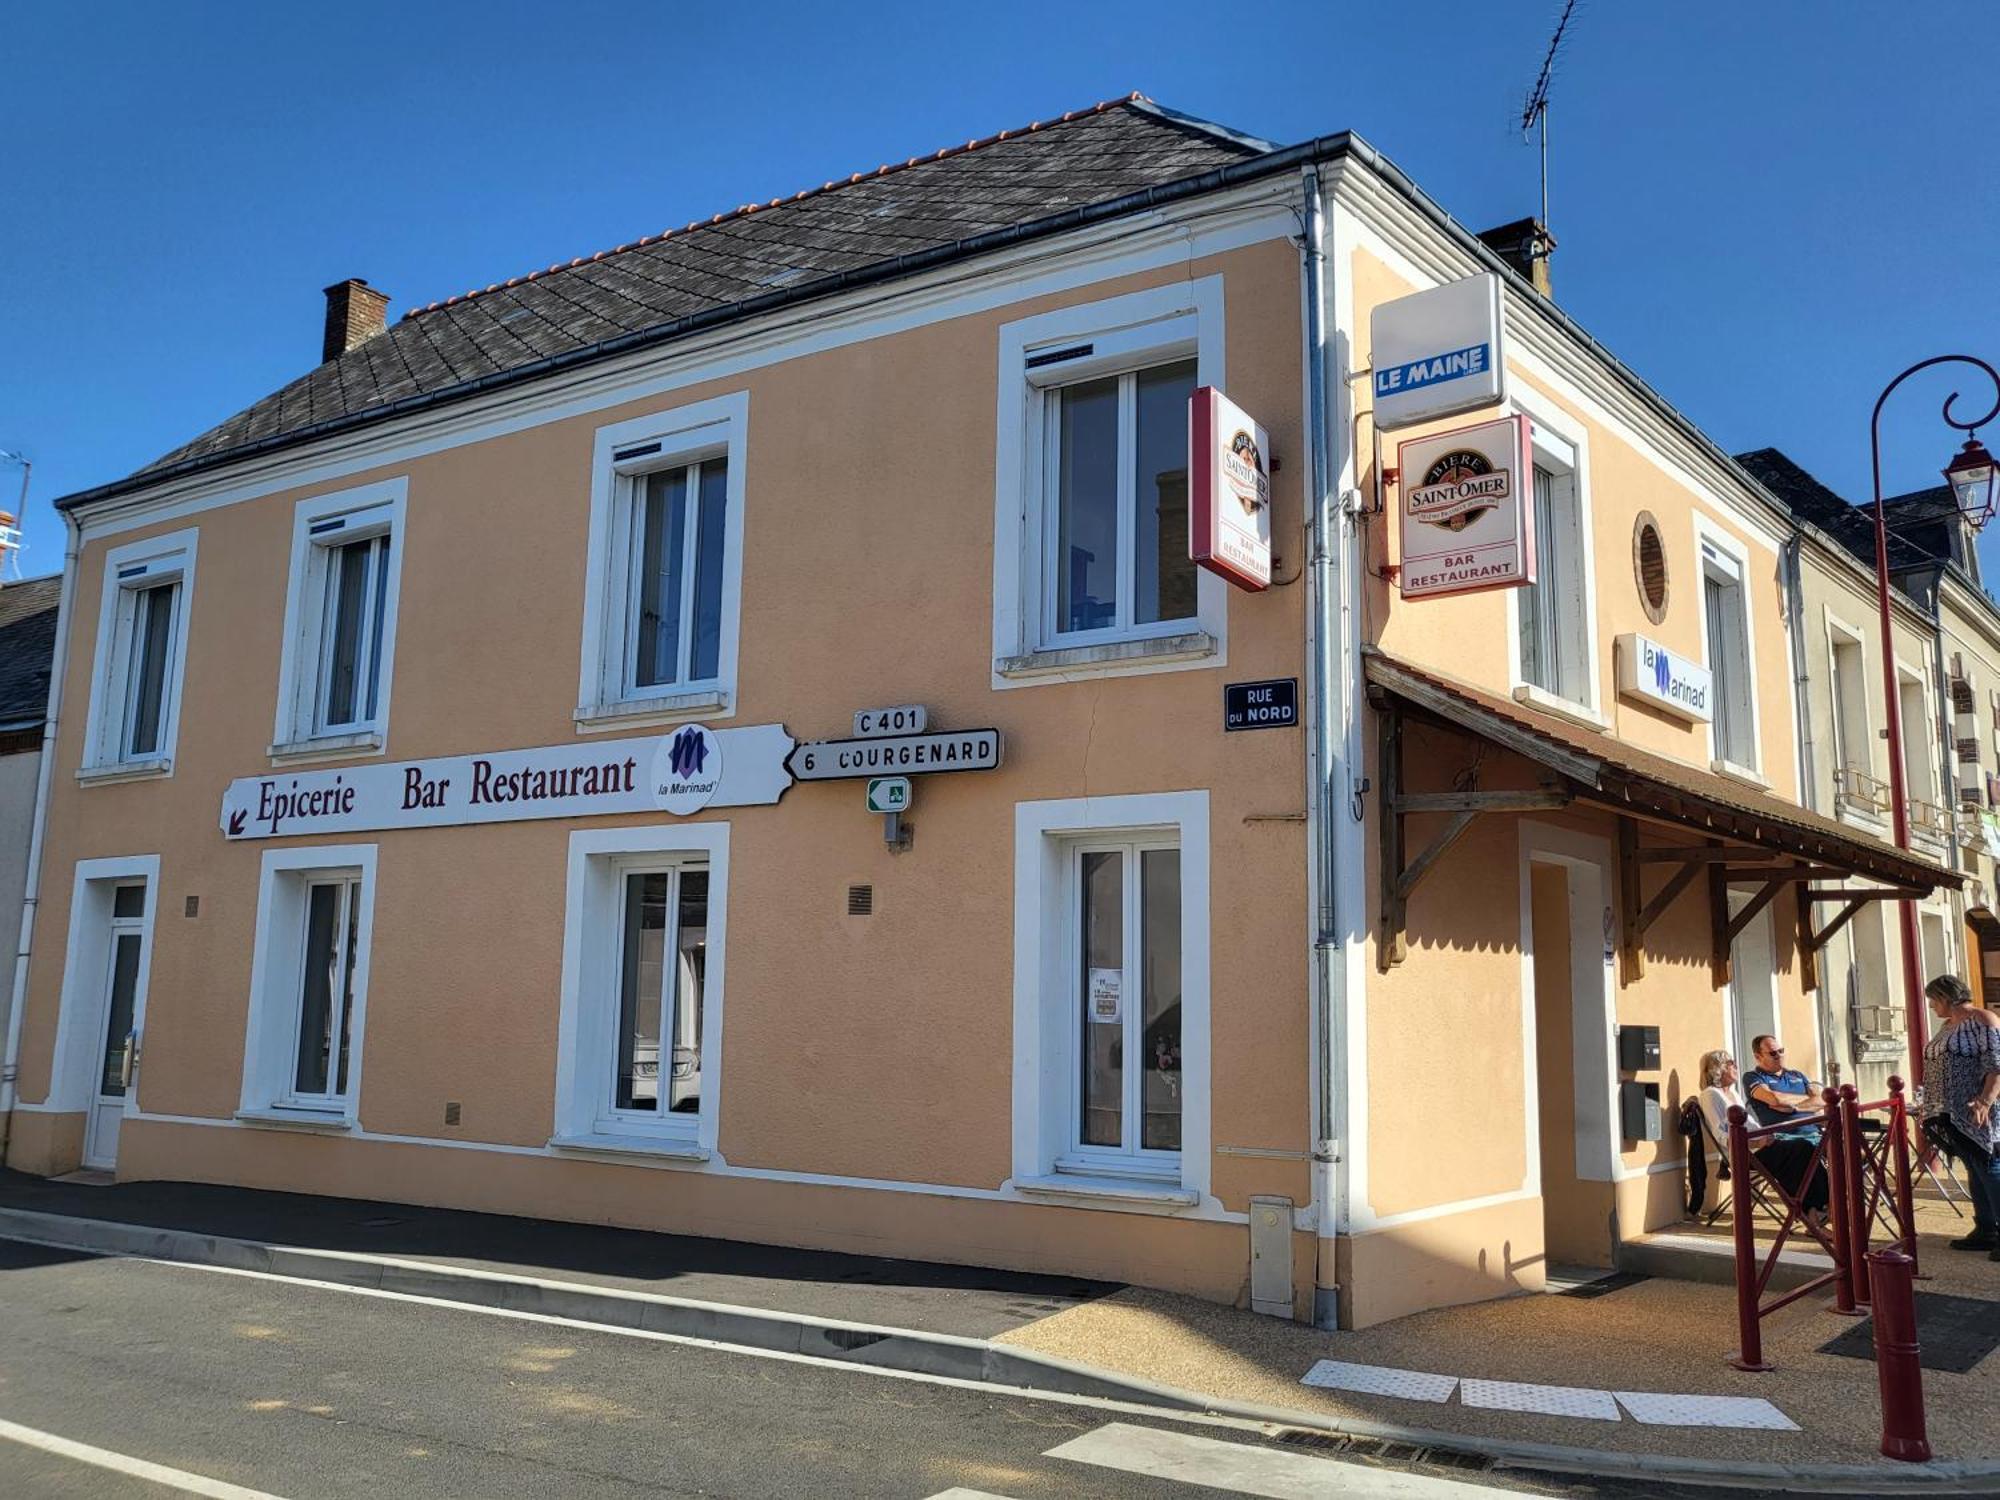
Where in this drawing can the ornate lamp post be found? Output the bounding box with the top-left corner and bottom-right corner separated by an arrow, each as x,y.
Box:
1870,357 -> 2000,1088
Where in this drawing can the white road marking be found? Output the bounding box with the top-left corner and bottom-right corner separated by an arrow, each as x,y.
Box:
1613,1391 -> 1799,1430
1458,1379 -> 1619,1421
0,1416 -> 291,1500
1301,1359 -> 1456,1402
1048,1422 -> 1503,1498
920,1491 -> 1024,1499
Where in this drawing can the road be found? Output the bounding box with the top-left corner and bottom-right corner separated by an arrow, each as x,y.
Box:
0,1237 -> 1737,1499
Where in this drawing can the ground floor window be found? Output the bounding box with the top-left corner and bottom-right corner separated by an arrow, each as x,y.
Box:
1071,840 -> 1182,1165
554,823 -> 729,1155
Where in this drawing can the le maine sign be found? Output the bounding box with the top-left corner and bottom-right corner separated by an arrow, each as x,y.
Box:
219,717 -> 1004,841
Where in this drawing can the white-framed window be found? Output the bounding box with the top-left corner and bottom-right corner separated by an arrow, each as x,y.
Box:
273,480 -> 406,760
1826,617 -> 1881,822
1699,534 -> 1758,774
1013,791 -> 1209,1210
1511,419 -> 1594,712
79,530 -> 197,780
552,823 -> 729,1157
992,279 -> 1227,685
238,844 -> 376,1124
577,393 -> 748,731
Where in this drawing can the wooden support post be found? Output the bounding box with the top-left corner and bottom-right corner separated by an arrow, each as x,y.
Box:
1617,819 -> 1645,985
1797,885 -> 1819,994
1709,840 -> 1732,986
1377,704 -> 1405,972
1724,878 -> 1786,948
1639,859 -> 1705,932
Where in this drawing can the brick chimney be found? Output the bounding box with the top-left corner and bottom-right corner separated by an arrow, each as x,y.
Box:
322,278 -> 390,363
1476,218 -> 1556,298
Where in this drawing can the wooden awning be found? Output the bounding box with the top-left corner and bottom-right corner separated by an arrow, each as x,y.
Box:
1364,649 -> 1959,980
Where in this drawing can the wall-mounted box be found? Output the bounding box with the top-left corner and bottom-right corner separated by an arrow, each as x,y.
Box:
1618,1024 -> 1661,1073
1620,1080 -> 1662,1142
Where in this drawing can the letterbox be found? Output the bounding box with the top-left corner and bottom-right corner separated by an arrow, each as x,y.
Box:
1619,1080 -> 1662,1142
1617,1023 -> 1661,1073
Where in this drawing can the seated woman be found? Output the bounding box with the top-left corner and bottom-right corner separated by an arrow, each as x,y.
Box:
1696,1048 -> 1828,1225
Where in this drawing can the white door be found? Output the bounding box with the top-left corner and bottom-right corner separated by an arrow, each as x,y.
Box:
82,885 -> 146,1171
1726,892 -> 1779,1072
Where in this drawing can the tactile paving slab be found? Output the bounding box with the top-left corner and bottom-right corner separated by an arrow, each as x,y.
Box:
1817,1290 -> 2000,1374
1300,1359 -> 1457,1402
1460,1378 -> 1620,1420
1614,1391 -> 1799,1429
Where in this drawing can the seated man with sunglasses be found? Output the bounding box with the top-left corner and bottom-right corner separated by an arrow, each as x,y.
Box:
1743,1034 -> 1829,1223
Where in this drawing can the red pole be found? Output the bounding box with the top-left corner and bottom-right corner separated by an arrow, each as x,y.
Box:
1824,1086 -> 1858,1315
1842,1084 -> 1872,1305
1727,1104 -> 1770,1371
1868,1248 -> 1931,1462
1888,1077 -> 1919,1275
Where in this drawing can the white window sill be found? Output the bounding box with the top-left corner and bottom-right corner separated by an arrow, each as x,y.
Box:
1013,1172 -> 1198,1212
1511,683 -> 1607,731
547,1132 -> 711,1165
1835,802 -> 1891,834
1710,759 -> 1769,789
234,1106 -> 354,1133
268,729 -> 385,764
573,690 -> 730,734
76,758 -> 172,786
997,630 -> 1217,680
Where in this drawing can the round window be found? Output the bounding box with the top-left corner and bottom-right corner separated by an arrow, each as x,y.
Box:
1633,512 -> 1669,624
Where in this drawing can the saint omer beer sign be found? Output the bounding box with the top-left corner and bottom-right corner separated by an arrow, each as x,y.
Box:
1395,413 -> 1535,600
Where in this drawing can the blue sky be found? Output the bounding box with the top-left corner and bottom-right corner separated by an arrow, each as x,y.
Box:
4,0 -> 1997,577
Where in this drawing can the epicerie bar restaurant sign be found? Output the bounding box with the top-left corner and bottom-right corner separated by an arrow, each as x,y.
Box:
1189,386 -> 1272,591
1396,414 -> 1535,599
1369,273 -> 1507,430
219,724 -> 794,840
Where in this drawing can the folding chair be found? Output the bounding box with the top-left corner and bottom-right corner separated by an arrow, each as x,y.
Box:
1696,1106 -> 1786,1229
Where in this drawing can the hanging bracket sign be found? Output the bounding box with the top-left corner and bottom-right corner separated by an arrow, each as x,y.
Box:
1189,385 -> 1273,590
1395,414 -> 1535,600
1369,273 -> 1507,430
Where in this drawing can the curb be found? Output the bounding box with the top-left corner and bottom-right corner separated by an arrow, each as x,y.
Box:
3,1206 -> 1996,1494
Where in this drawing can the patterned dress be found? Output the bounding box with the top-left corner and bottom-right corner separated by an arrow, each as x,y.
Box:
1924,1017 -> 2000,1153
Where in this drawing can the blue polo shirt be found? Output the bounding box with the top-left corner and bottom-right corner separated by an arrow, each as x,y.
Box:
1744,1066 -> 1821,1144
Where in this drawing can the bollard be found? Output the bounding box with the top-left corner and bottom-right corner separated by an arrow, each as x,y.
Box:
1823,1086 -> 1858,1315
1726,1104 -> 1770,1371
1841,1085 -> 1872,1305
1868,1248 -> 1931,1463
1887,1077 -> 1919,1275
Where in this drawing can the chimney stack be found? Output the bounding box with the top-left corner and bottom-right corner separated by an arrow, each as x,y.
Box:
1476,218 -> 1556,298
322,278 -> 390,363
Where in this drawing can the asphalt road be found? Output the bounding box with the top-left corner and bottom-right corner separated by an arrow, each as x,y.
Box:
0,1238 -> 1781,1499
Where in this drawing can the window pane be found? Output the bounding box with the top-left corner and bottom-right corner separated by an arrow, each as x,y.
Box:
335,882 -> 359,1097
668,870 -> 708,1113
1518,466 -> 1560,695
1707,573 -> 1754,766
688,460 -> 728,683
98,932 -> 142,1098
635,471 -> 689,688
1078,850 -> 1124,1148
363,535 -> 391,721
1134,361 -> 1197,625
322,540 -> 373,727
293,883 -> 343,1096
125,583 -> 175,757
615,872 -> 669,1111
112,884 -> 146,920
1056,377 -> 1120,634
1140,849 -> 1182,1151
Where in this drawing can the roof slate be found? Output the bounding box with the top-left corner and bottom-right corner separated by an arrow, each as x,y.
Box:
1738,445 -> 1972,579
133,99 -> 1261,482
0,574 -> 61,731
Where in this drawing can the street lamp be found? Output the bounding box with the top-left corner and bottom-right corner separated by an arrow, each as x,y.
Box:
1870,356 -> 2000,1090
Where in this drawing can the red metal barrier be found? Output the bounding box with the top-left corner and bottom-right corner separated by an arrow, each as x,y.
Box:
1868,1248 -> 1931,1462
1725,1100 -> 1839,1371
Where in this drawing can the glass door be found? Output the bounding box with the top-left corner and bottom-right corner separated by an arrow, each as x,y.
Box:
84,885 -> 146,1170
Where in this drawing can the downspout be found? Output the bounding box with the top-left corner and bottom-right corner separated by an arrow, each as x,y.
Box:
0,507 -> 82,1159
1782,532 -> 1817,814
1299,160 -> 1344,1320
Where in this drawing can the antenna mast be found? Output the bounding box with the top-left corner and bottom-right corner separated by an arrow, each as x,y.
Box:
1520,0 -> 1577,238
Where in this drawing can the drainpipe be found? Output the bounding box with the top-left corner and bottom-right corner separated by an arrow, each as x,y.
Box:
0,507 -> 81,1160
1782,533 -> 1817,815
1299,161 -> 1344,1307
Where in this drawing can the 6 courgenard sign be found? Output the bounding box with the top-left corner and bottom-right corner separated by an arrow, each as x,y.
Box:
1395,414 -> 1535,600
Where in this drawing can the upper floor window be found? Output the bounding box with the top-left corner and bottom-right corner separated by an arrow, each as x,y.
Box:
1701,539 -> 1757,772
579,394 -> 748,729
992,279 -> 1227,684
81,529 -> 198,780
1513,424 -> 1592,711
1828,622 -> 1882,820
274,481 -> 405,759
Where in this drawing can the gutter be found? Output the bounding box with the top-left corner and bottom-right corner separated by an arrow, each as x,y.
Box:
1,508 -> 81,1155
1782,531 -> 1818,814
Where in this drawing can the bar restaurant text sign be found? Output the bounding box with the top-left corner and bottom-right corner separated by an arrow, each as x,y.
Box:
1189,386 -> 1272,591
1396,414 -> 1535,600
219,723 -> 794,840
1370,273 -> 1507,430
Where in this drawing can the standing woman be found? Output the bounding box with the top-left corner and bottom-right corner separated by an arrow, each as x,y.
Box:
1922,974 -> 2000,1257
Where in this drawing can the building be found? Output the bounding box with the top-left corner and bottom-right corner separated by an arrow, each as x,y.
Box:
0,573 -> 61,1104
1,97 -> 1955,1330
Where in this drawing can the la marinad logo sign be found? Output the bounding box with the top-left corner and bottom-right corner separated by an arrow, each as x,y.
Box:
1396,414 -> 1535,600
220,723 -> 784,840
1615,633 -> 1712,724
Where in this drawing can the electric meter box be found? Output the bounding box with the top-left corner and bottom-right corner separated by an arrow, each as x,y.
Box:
1618,1024 -> 1661,1073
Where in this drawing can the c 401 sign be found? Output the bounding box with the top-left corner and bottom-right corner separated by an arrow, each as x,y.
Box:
786,728 -> 1002,781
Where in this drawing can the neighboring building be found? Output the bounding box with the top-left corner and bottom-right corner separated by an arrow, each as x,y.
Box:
0,574 -> 61,1091
3,96 -> 1954,1331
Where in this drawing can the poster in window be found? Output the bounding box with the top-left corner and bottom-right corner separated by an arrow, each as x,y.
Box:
1189,386 -> 1272,591
1395,413 -> 1535,599
1088,968 -> 1122,1024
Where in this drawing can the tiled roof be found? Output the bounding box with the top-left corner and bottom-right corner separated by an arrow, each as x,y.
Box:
0,574 -> 61,731
1738,446 -> 1970,578
132,97 -> 1264,482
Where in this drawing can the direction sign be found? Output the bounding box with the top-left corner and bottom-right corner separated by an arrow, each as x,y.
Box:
786,728 -> 1002,781
866,777 -> 911,813
853,704 -> 927,737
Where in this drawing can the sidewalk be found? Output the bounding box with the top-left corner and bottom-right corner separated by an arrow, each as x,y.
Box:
2,1170 -> 1996,1491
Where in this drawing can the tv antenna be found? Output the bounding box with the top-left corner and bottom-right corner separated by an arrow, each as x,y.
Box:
0,450 -> 27,582
1520,0 -> 1578,236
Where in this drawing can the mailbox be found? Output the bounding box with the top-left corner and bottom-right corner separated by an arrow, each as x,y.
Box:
1618,1023 -> 1661,1073
1620,1080 -> 1662,1142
